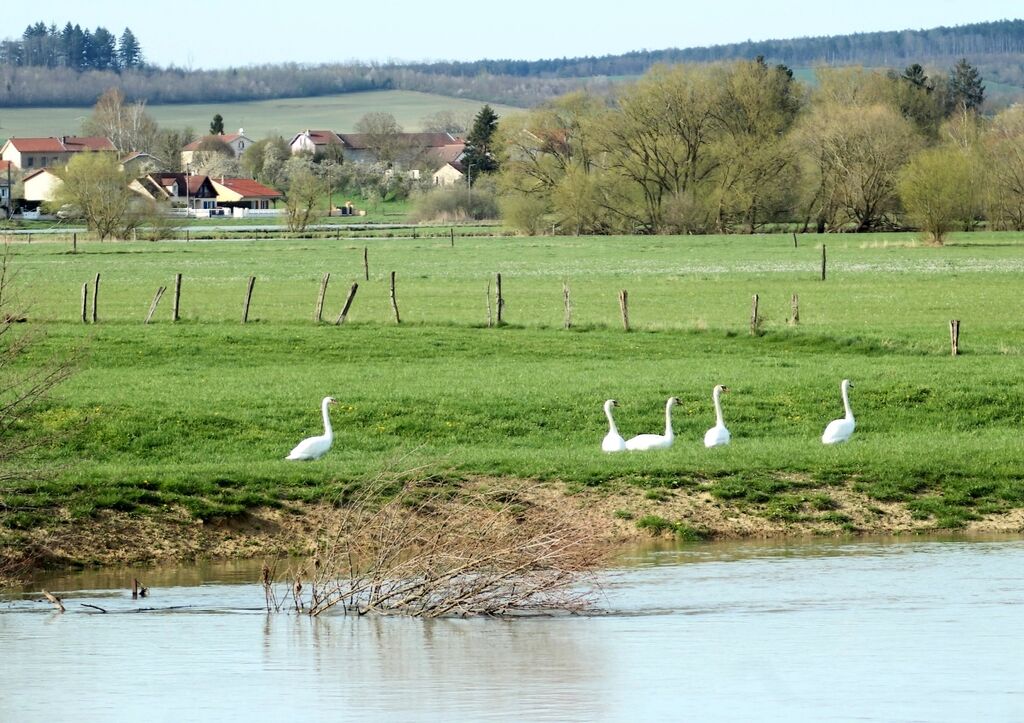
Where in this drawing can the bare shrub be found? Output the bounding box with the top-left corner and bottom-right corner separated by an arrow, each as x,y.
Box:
265,477 -> 605,618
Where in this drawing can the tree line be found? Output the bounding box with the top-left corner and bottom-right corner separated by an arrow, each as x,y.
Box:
0,22 -> 142,72
405,20 -> 1024,79
3,20 -> 1022,111
493,58 -> 1010,242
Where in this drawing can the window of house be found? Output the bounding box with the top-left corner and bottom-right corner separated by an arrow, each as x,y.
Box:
26,157 -> 34,167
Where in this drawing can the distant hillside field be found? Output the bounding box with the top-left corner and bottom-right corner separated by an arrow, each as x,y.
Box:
0,90 -> 523,142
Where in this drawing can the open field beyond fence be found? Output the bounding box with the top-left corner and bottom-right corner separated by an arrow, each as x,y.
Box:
3,231 -> 1024,536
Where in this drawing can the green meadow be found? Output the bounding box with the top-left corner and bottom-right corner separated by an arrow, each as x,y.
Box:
3,231 -> 1024,532
0,90 -> 523,141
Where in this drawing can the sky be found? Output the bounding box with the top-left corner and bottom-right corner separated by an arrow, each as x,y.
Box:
4,0 -> 1023,69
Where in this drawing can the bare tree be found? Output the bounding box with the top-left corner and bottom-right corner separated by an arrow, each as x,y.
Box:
81,87 -> 159,154
354,112 -> 405,166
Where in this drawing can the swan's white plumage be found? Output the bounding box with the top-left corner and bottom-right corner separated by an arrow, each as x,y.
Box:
703,384 -> 731,448
822,379 -> 855,444
625,397 -> 679,451
601,399 -> 626,453
286,396 -> 337,460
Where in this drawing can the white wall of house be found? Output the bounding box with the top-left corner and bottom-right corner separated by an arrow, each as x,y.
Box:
23,171 -> 64,202
432,163 -> 465,187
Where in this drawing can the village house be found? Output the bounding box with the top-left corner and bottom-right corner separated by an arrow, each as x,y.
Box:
288,130 -> 464,167
180,130 -> 253,167
0,136 -> 116,171
209,177 -> 283,210
131,172 -> 219,211
0,160 -> 12,212
432,161 -> 466,187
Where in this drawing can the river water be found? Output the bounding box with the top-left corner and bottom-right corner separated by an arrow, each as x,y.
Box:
2,536 -> 1023,722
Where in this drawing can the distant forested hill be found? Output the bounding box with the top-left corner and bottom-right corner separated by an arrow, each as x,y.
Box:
406,19 -> 1024,79
1,19 -> 1023,109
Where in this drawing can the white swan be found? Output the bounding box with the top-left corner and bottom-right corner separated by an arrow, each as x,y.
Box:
286,396 -> 338,460
625,397 -> 680,451
703,385 -> 731,448
821,379 -> 855,444
602,399 -> 626,453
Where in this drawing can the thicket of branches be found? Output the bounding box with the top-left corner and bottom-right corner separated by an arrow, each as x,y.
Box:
263,478 -> 605,618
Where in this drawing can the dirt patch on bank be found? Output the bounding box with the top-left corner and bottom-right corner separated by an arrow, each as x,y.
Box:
3,480 -> 1022,578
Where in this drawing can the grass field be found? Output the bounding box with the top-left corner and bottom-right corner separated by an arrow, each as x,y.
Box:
3,231 -> 1024,536
0,90 -> 523,142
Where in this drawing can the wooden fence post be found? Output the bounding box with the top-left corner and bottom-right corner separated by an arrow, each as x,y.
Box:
314,272 -> 330,322
821,244 -> 827,281
363,247 -> 369,281
496,273 -> 504,325
145,286 -> 166,324
750,293 -> 760,335
335,282 -> 359,325
172,273 -> 182,322
242,276 -> 256,323
72,232 -> 77,253
563,282 -> 572,329
790,293 -> 800,325
450,228 -> 455,247
619,289 -> 630,332
389,271 -> 401,324
950,319 -> 960,356
81,282 -> 88,323
485,278 -> 493,327
91,273 -> 100,323
793,232 -> 798,248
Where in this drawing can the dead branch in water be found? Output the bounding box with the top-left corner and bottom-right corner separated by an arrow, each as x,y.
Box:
272,476 -> 605,618
42,589 -> 65,612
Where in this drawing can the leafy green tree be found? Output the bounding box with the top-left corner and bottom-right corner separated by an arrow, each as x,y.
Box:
796,102 -> 921,232
461,105 -> 500,178
947,58 -> 984,113
899,146 -> 980,244
54,153 -> 144,240
283,159 -> 322,232
210,113 -> 225,135
982,105 -> 1024,230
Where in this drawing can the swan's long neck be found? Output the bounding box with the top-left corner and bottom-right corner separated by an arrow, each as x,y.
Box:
713,388 -> 724,427
664,399 -> 675,438
604,402 -> 619,436
321,399 -> 334,438
841,383 -> 854,420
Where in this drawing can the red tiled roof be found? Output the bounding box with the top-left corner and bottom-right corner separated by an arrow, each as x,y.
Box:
215,177 -> 283,198
6,136 -> 114,153
62,136 -> 116,152
435,143 -> 466,164
7,137 -> 66,152
0,160 -> 13,174
183,134 -> 246,151
294,130 -> 343,146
